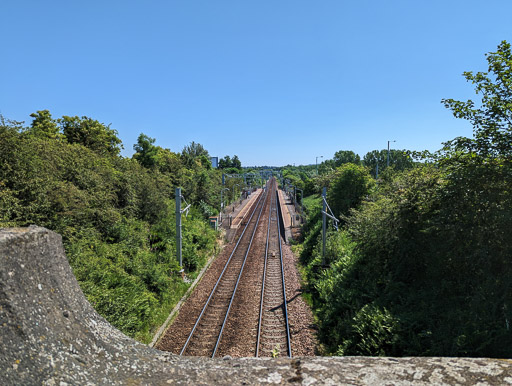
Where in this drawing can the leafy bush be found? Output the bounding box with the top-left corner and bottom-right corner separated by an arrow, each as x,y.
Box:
0,113 -> 221,342
301,163 -> 512,357
295,42 -> 512,358
327,163 -> 375,220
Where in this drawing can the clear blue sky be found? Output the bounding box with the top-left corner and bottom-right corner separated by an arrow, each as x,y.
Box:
1,1 -> 511,166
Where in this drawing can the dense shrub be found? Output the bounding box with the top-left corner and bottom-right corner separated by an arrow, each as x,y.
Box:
327,163 -> 375,220
0,114 -> 220,342
301,163 -> 512,357
296,41 -> 512,358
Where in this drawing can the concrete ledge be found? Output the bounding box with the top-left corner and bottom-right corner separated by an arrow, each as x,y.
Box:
1,226 -> 511,385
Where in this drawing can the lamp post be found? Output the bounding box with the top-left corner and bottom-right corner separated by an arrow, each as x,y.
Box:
220,187 -> 229,217
387,140 -> 396,168
233,184 -> 240,202
316,155 -> 323,175
322,187 -> 327,265
175,187 -> 182,267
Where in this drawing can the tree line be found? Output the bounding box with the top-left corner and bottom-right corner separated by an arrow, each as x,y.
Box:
0,112 -> 243,342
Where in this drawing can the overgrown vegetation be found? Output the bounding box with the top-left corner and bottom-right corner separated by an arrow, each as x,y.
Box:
2,41 -> 511,358
0,113 -> 239,342
292,41 -> 512,358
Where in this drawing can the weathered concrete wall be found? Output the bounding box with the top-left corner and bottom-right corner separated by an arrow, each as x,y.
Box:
0,226 -> 511,385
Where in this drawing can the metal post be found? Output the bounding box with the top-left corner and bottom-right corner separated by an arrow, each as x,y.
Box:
175,187 -> 182,267
296,188 -> 303,221
220,188 -> 228,223
387,141 -> 390,168
322,187 -> 327,266
233,184 -> 240,202
316,155 -> 323,175
387,140 -> 396,168
221,188 -> 229,213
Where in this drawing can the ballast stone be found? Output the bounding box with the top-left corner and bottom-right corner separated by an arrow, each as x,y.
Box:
0,226 -> 511,385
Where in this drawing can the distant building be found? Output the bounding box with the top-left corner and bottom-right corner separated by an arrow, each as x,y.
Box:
210,157 -> 219,168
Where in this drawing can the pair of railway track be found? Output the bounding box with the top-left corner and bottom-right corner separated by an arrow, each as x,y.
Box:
179,178 -> 291,358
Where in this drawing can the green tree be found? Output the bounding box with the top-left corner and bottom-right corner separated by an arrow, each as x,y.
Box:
362,150 -> 384,178
133,133 -> 159,168
318,159 -> 335,175
198,154 -> 212,170
301,42 -> 512,358
181,141 -> 209,168
231,155 -> 242,169
218,155 -> 241,170
133,134 -> 184,185
156,148 -> 183,185
218,155 -> 231,169
441,40 -> 512,160
363,149 -> 413,178
182,141 -> 209,158
25,110 -> 62,139
61,115 -> 122,156
0,111 -> 220,344
327,163 -> 375,220
333,150 -> 361,167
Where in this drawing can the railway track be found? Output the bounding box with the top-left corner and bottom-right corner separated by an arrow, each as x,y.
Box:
256,184 -> 291,357
170,178 -> 292,358
179,180 -> 270,357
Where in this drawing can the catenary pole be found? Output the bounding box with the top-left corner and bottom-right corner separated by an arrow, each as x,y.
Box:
322,187 -> 327,266
175,187 -> 182,267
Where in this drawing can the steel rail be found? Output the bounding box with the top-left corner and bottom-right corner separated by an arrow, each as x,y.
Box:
179,181 -> 269,356
211,178 -> 271,357
255,178 -> 274,357
276,189 -> 292,358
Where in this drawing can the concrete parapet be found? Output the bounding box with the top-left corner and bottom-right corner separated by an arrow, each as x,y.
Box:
1,226 -> 511,385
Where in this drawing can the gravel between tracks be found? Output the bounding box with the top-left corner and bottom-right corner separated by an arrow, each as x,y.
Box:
281,241 -> 317,356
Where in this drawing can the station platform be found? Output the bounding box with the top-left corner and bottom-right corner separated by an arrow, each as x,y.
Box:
278,189 -> 301,244
220,188 -> 262,242
231,188 -> 262,229
220,187 -> 300,244
278,189 -> 292,228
